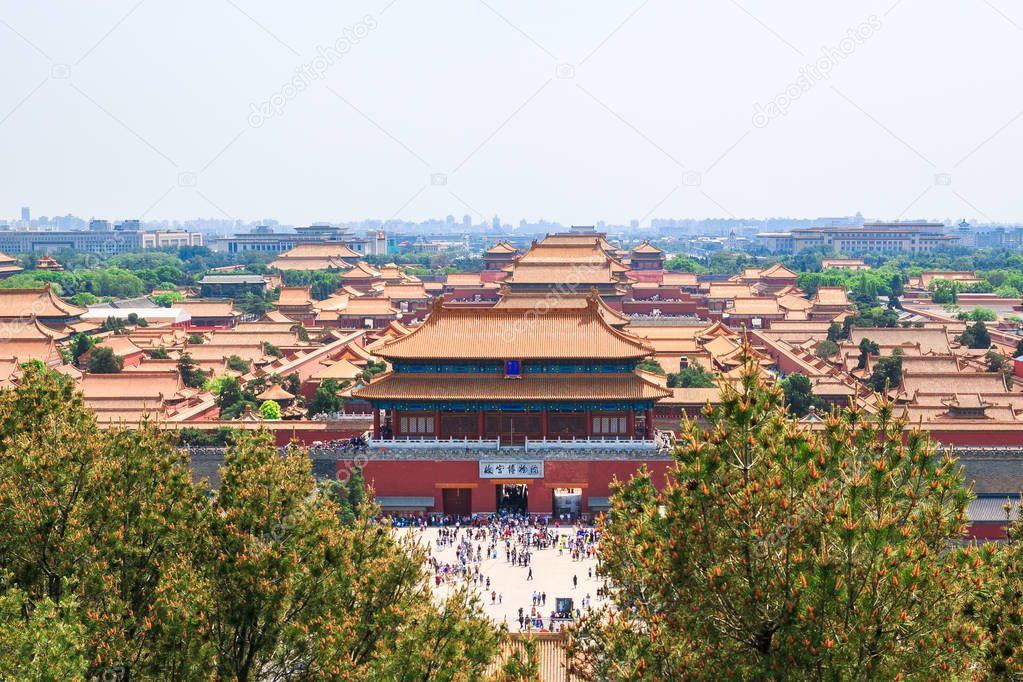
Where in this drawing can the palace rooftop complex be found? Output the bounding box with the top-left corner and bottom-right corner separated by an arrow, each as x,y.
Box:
0,230 -> 1021,533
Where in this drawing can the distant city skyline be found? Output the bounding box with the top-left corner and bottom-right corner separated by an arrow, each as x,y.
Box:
2,1 -> 1022,224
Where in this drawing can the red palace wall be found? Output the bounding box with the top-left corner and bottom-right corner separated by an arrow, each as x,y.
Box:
356,458 -> 673,515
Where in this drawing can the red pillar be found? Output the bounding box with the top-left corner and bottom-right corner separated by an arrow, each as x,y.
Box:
627,410 -> 636,439
541,409 -> 549,440
477,411 -> 485,439
645,407 -> 654,439
584,409 -> 592,439
434,409 -> 441,439
373,409 -> 381,439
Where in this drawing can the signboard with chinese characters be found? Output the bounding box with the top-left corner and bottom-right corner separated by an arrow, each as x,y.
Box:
479,461 -> 544,479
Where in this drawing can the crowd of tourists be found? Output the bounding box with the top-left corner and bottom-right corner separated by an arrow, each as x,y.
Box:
398,513 -> 606,632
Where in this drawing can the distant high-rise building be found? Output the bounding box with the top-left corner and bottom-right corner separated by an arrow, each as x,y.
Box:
462,214 -> 471,230
115,219 -> 142,232
20,207 -> 29,222
89,219 -> 111,232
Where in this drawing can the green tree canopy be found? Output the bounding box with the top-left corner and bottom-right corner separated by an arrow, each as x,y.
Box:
87,346 -> 123,373
571,351 -> 983,680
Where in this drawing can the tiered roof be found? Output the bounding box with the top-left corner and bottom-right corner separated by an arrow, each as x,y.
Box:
269,243 -> 361,271
278,286 -> 314,308
485,241 -> 518,254
503,262 -> 621,287
0,285 -> 87,319
340,262 -> 382,281
814,287 -> 850,306
356,372 -> 670,401
0,251 -> 23,276
171,300 -> 240,319
371,295 -> 653,360
493,291 -> 630,327
631,241 -> 663,254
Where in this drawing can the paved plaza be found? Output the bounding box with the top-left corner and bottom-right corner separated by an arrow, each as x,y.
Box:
400,525 -> 612,629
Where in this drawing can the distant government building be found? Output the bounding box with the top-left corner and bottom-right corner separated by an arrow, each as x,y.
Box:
209,223 -> 393,256
0,219 -> 202,255
756,221 -> 960,254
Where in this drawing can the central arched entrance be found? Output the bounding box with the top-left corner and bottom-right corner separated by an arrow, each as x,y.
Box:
495,483 -> 528,515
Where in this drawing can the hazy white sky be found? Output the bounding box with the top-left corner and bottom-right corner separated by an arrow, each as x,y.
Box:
1,0 -> 1021,226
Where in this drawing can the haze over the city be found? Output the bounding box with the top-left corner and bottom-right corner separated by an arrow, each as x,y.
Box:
2,0 -> 1022,225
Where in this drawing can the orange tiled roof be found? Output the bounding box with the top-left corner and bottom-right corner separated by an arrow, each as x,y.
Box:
631,241 -> 663,254
310,357 -> 362,381
504,262 -> 619,286
539,234 -> 616,252
493,291 -> 630,326
373,295 -> 653,360
256,383 -> 295,401
849,327 -> 951,355
485,241 -> 518,254
903,372 -> 1007,396
341,261 -> 382,280
661,272 -> 698,286
278,286 -> 313,307
445,273 -> 484,287
706,283 -> 755,299
275,243 -> 361,259
172,300 -> 239,318
0,285 -> 86,318
354,371 -> 670,401
729,297 -> 783,316
814,287 -> 850,306
516,243 -> 627,270
760,263 -> 798,279
337,297 -> 400,316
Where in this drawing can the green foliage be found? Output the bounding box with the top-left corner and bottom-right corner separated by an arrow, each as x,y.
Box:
856,338 -> 879,369
572,352 -> 983,679
779,372 -> 818,417
663,255 -> 706,272
259,399 -> 281,420
279,270 -> 343,300
226,354 -> 251,373
308,378 -> 347,417
264,342 -> 283,358
636,358 -> 666,375
187,333 -> 204,345
68,333 -> 95,366
667,364 -> 717,388
176,352 -> 206,388
361,360 -> 387,382
814,339 -> 838,360
0,370 -> 522,680
236,290 -> 275,316
174,426 -> 236,447
291,323 -> 310,342
962,306 -> 997,322
87,346 -> 123,373
100,316 -> 128,334
960,320 -> 992,349
150,290 -> 185,307
930,279 -> 960,304
68,291 -> 98,307
981,508 -> 1023,678
150,347 -> 170,360
827,321 -> 842,343
868,354 -> 903,393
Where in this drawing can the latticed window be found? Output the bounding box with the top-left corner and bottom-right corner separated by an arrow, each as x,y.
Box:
592,414 -> 627,435
399,414 -> 435,435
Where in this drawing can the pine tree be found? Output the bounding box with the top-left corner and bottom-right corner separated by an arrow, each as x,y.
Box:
570,346 -> 985,680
